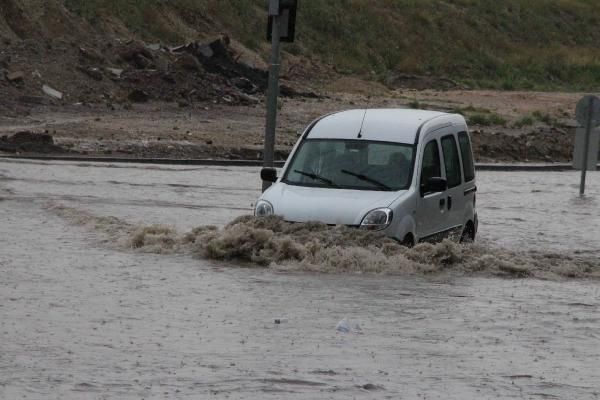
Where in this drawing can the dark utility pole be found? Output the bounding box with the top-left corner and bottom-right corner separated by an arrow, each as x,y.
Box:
262,0 -> 298,192
262,0 -> 283,192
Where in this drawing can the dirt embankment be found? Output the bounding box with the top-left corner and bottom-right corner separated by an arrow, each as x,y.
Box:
0,0 -> 320,111
0,94 -> 580,163
470,127 -> 574,163
0,30 -> 303,110
0,0 -> 584,163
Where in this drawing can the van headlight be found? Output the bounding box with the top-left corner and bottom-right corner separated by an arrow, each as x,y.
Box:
360,208 -> 393,231
255,200 -> 274,217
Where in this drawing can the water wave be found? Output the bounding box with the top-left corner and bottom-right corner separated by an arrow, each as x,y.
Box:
48,204 -> 599,280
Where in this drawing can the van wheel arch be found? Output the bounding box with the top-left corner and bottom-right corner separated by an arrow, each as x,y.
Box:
401,233 -> 415,248
460,221 -> 476,243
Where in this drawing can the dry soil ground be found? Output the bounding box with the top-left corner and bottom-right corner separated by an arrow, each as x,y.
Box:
0,87 -> 584,163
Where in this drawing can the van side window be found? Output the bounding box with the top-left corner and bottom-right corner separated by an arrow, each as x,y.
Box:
441,135 -> 462,188
420,140 -> 441,188
458,132 -> 475,182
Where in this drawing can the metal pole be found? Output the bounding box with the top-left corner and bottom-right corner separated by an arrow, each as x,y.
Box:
262,9 -> 282,192
580,97 -> 594,196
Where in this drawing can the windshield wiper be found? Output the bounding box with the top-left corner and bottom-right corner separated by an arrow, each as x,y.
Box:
294,170 -> 338,187
341,169 -> 391,190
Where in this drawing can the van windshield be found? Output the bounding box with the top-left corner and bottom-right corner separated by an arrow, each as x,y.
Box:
283,139 -> 415,191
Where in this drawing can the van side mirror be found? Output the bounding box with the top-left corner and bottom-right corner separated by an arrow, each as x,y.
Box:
421,177 -> 447,196
261,167 -> 278,183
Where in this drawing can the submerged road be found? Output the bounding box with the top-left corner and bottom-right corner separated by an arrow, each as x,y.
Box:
1,158 -> 599,399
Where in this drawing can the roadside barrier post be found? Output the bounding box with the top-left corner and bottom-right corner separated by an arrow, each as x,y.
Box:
574,95 -> 600,196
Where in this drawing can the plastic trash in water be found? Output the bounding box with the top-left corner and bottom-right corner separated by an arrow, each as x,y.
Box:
336,318 -> 363,334
336,318 -> 351,333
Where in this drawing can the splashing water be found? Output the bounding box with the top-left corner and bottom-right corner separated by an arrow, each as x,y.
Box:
48,204 -> 600,280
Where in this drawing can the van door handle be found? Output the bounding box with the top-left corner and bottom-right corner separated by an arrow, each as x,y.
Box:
447,196 -> 452,210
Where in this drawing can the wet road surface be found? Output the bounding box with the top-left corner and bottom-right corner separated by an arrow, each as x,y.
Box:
1,158 -> 599,399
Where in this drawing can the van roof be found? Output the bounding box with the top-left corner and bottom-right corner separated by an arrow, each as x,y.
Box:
307,109 -> 457,144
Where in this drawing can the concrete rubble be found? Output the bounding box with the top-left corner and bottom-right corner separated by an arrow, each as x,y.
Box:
42,84 -> 63,100
5,70 -> 24,82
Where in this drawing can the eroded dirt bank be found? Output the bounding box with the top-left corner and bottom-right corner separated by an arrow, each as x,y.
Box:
0,89 -> 583,163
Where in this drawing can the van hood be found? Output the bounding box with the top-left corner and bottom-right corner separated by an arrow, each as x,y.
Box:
263,183 -> 405,225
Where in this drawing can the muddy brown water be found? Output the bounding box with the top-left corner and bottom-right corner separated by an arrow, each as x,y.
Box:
1,158 -> 599,399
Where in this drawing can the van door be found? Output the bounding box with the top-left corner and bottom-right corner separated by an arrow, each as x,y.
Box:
440,133 -> 465,238
416,137 -> 450,241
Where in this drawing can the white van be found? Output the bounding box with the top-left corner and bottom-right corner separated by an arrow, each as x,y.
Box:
255,109 -> 477,246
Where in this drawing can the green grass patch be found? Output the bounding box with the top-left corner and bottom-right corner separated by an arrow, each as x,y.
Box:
531,111 -> 553,125
407,100 -> 421,109
512,116 -> 535,128
452,105 -> 491,115
64,0 -> 600,90
468,113 -> 507,127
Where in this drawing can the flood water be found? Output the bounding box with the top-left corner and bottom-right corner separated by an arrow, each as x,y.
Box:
1,158 -> 599,399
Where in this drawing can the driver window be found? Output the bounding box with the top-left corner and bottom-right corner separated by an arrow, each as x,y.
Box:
421,140 -> 441,188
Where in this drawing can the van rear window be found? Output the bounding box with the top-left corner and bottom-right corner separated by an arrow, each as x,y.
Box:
441,135 -> 462,188
458,132 -> 475,182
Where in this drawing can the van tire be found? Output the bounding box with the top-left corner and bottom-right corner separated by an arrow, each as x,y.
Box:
401,233 -> 415,248
460,221 -> 476,243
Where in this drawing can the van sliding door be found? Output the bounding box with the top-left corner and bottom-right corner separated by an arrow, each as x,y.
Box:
440,134 -> 464,238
